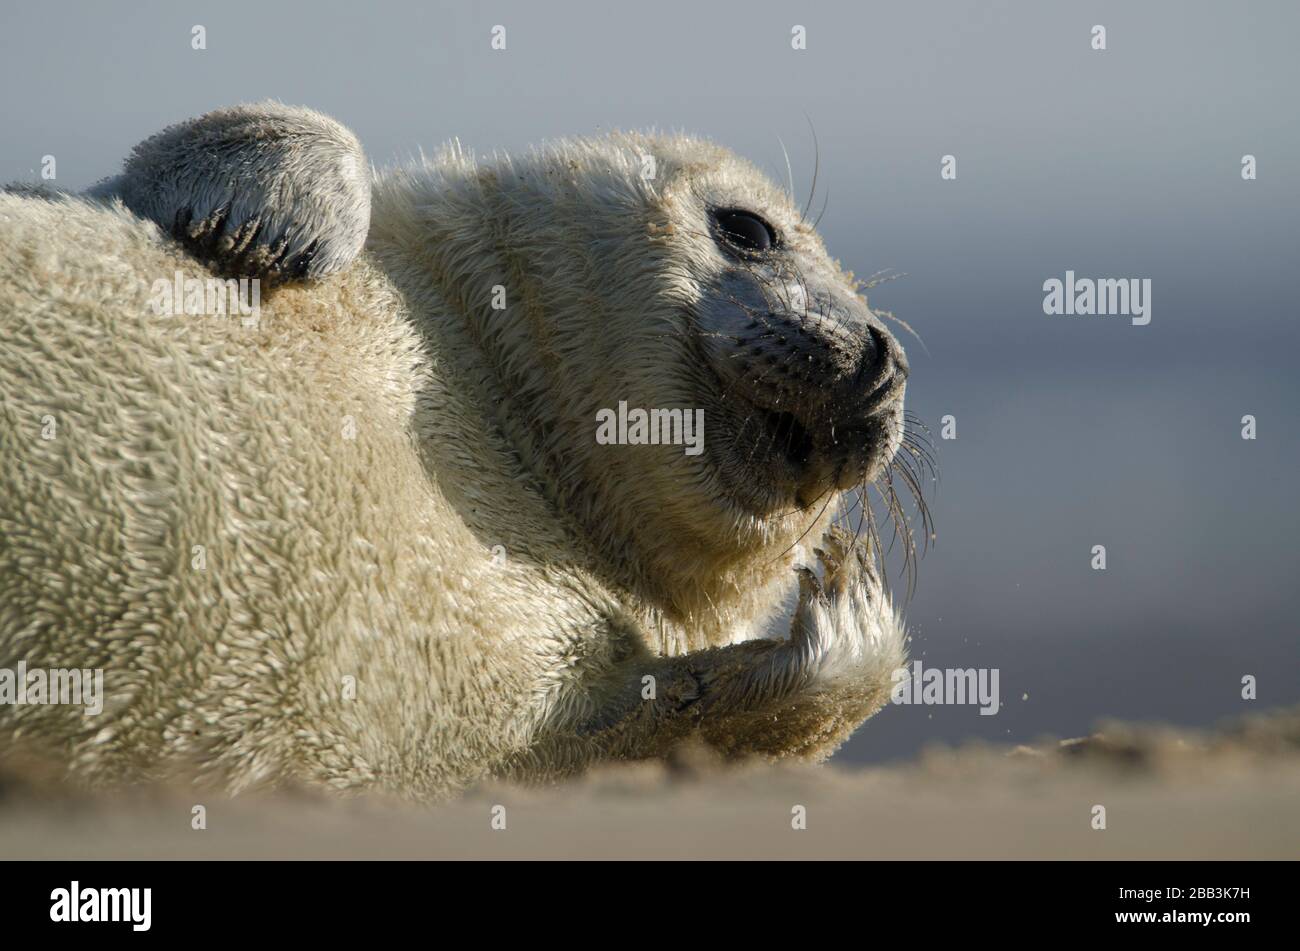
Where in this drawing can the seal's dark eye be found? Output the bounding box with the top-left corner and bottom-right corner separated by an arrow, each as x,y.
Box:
712,209 -> 777,253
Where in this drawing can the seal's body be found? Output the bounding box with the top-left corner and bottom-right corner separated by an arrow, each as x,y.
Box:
0,106 -> 909,799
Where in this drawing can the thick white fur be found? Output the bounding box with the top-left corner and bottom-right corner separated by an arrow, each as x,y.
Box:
0,122 -> 906,799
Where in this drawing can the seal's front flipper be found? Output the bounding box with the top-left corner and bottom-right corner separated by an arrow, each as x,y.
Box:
89,102 -> 370,285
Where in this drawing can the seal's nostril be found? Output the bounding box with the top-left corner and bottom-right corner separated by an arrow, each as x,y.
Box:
861,326 -> 889,375
866,325 -> 908,380
850,326 -> 907,412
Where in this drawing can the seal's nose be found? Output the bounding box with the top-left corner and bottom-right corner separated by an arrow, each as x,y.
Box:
882,326 -> 910,380
847,323 -> 907,415
855,326 -> 881,376
861,325 -> 907,380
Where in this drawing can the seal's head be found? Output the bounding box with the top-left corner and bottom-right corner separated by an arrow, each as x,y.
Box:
378,132 -> 913,639
689,182 -> 909,517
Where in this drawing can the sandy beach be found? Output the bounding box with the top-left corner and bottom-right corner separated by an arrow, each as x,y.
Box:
3,705 -> 1296,860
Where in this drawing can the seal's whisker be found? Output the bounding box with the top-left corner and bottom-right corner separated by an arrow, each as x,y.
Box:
847,481 -> 870,557
873,305 -> 930,357
900,442 -> 939,492
846,436 -> 933,602
801,114 -> 820,223
857,268 -> 905,292
812,185 -> 830,230
882,472 -> 918,600
653,328 -> 741,344
892,456 -> 933,555
902,409 -> 931,434
777,136 -> 797,203
899,418 -> 940,486
765,483 -> 839,567
863,498 -> 886,594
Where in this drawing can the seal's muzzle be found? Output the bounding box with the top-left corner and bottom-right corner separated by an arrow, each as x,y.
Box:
697,262 -> 908,507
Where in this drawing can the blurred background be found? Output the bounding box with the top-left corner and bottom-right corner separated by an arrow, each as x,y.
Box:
3,0 -> 1296,764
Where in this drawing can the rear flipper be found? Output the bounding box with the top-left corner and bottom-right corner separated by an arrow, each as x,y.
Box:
86,102 -> 370,284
